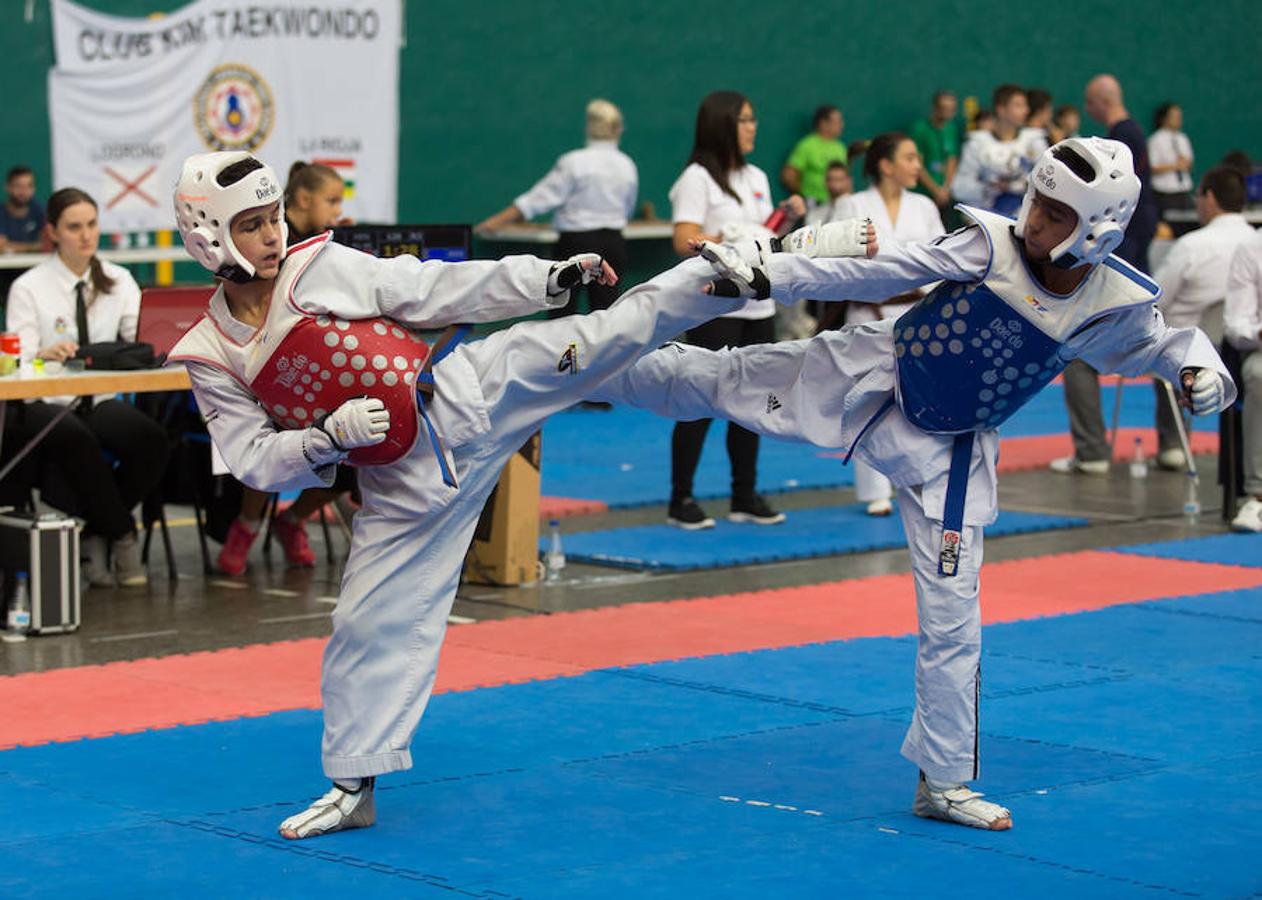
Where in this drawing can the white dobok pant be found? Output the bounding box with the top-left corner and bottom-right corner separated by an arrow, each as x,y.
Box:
320,258 -> 743,779
853,458 -> 894,505
597,329 -> 989,783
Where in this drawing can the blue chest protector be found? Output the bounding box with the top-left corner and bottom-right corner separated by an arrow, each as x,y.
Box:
885,205 -> 1159,575
894,284 -> 1065,433
892,205 -> 1158,435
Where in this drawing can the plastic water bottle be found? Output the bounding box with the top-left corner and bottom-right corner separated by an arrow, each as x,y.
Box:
1183,478 -> 1201,522
1129,438 -> 1148,479
6,571 -> 31,637
545,520 -> 566,580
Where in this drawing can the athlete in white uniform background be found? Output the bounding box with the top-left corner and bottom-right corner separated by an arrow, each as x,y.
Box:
837,133 -> 946,515
168,149 -> 878,839
598,137 -> 1233,830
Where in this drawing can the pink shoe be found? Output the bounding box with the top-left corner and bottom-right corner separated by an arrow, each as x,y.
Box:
273,512 -> 316,567
218,518 -> 259,576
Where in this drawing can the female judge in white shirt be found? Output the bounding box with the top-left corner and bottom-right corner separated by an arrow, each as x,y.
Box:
838,133 -> 946,515
666,90 -> 804,529
6,188 -> 169,587
1148,102 -> 1195,222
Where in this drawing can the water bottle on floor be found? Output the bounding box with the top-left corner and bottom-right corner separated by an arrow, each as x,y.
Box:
1183,477 -> 1201,522
6,571 -> 31,638
1129,438 -> 1148,479
545,520 -> 566,581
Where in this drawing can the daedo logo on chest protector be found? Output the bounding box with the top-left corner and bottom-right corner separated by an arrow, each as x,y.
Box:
987,317 -> 1024,349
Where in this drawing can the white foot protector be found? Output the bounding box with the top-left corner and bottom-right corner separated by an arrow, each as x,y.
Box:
865,498 -> 893,517
278,777 -> 376,840
913,772 -> 1012,831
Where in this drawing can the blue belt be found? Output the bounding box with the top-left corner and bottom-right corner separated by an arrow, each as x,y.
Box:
844,392 -> 974,577
939,431 -> 974,577
414,325 -> 470,489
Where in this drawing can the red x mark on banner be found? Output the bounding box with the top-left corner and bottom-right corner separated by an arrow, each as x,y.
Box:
105,165 -> 158,209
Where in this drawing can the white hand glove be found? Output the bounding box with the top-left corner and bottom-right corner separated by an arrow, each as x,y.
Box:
547,253 -> 606,296
318,397 -> 390,450
1183,368 -> 1225,416
696,240 -> 770,300
778,217 -> 873,258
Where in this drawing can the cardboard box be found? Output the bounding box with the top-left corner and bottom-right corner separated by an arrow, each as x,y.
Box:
463,433 -> 541,586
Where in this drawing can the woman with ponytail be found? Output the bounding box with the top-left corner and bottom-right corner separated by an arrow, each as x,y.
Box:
6,187 -> 169,588
837,133 -> 946,516
284,161 -> 348,243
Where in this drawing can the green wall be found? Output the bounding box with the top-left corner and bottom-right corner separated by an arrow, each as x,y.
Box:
5,0 -> 1261,225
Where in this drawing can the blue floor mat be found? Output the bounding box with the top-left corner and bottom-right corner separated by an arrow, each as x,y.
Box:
1111,531 -> 1262,567
983,589 -> 1262,676
615,636 -> 1132,718
541,405 -> 853,507
553,506 -> 1086,571
3,587 -> 1260,898
540,384 -> 1212,509
998,379 -> 1214,439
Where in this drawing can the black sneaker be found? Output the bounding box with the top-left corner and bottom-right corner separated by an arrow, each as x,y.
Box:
729,494 -> 786,525
667,497 -> 716,530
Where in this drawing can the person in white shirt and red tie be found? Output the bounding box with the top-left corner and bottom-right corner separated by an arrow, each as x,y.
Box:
6,187 -> 169,587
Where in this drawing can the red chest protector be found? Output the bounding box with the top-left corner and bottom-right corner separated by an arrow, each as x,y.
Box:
250,313 -> 432,466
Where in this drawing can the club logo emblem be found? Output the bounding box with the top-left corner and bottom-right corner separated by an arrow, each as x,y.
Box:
194,63 -> 275,152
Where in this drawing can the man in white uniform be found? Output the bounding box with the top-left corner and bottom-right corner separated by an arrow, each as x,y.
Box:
168,149 -> 877,839
1149,166 -> 1255,467
598,137 -> 1233,830
1225,229 -> 1262,531
951,84 -> 1040,216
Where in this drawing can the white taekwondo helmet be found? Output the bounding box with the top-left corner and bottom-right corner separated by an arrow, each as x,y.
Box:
1014,136 -> 1141,267
173,151 -> 287,282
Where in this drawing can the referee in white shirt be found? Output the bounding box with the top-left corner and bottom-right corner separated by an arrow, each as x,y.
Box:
1225,228 -> 1262,531
5,187 -> 168,588
477,99 -> 637,319
1150,166 -> 1254,466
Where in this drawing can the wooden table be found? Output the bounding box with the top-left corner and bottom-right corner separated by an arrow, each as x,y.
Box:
0,366 -> 191,482
0,366 -> 191,401
0,246 -> 190,270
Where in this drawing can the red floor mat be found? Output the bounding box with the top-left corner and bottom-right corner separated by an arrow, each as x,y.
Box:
2,551 -> 1259,749
997,428 -> 1219,473
539,496 -> 608,519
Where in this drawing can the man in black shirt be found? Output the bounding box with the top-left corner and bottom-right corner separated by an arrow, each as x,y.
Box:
1085,74 -> 1159,268
1051,73 -> 1164,475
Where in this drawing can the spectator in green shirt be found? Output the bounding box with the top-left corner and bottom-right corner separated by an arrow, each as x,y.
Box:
909,90 -> 961,210
781,105 -> 847,205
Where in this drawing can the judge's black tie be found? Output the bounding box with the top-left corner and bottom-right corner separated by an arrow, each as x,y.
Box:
74,280 -> 93,411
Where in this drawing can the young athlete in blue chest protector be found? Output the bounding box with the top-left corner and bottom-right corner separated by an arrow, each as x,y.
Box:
168,150 -> 879,839
597,137 -> 1234,830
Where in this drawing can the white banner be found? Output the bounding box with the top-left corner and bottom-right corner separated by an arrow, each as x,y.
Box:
48,0 -> 399,232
